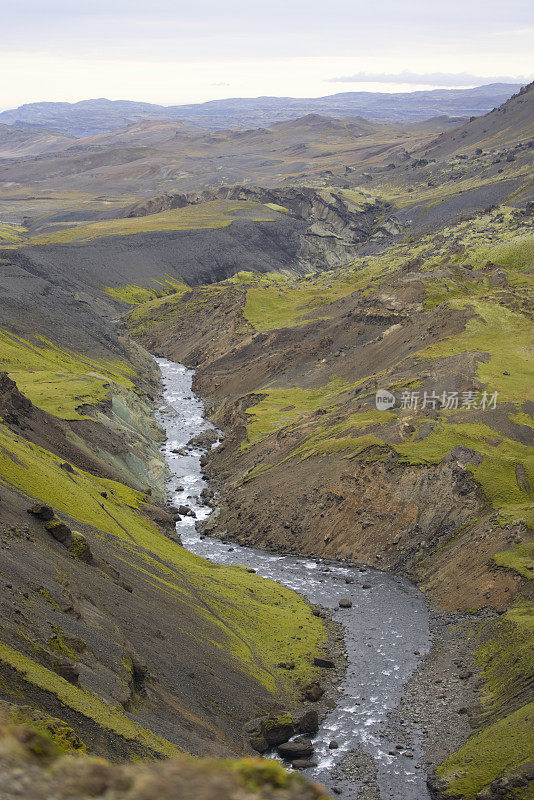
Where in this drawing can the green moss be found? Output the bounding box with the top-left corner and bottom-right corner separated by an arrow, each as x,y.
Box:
466,234 -> 534,272
0,328 -> 135,419
126,291 -> 190,338
421,300 -> 534,403
47,626 -> 85,660
230,757 -> 294,790
243,378 -> 353,448
475,601 -> 534,720
0,642 -> 177,757
493,542 -> 534,578
243,272 -> 365,331
394,420 -> 534,527
103,276 -> 187,305
6,703 -> 87,756
67,532 -> 92,562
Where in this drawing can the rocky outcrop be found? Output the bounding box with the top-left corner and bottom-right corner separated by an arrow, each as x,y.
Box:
125,185 -> 402,271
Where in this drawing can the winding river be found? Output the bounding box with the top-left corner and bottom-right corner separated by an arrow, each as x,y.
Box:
156,357 -> 432,800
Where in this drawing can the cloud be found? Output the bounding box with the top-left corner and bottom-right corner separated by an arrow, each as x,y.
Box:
326,70 -> 529,86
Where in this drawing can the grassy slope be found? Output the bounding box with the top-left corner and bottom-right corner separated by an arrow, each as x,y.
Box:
0,418 -> 324,692
0,329 -> 135,419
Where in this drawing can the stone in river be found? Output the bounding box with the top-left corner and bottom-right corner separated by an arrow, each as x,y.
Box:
296,710 -> 319,734
260,713 -> 294,745
278,738 -> 314,758
339,598 -> 352,608
178,505 -> 196,518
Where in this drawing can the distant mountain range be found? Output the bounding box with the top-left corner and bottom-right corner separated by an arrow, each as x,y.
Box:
0,84 -> 522,137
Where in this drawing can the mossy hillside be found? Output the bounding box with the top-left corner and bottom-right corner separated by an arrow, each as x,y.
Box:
393,420 -> 534,528
0,423 -> 325,693
243,377 -> 354,448
475,600 -> 534,722
420,300 -> 533,403
8,200 -> 282,247
2,704 -> 87,756
436,703 -> 533,800
0,642 -> 177,758
243,270 -> 369,332
121,208 -> 532,339
0,329 -> 135,419
242,211 -> 532,333
125,282 -> 242,339
0,222 -> 25,244
436,602 -> 534,799
103,276 -> 187,305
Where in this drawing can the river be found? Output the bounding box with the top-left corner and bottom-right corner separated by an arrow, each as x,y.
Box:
156,357 -> 432,800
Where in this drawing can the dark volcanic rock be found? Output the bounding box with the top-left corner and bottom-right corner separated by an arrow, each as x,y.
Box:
28,504 -> 55,521
296,710 -> 319,735
44,518 -> 73,547
302,682 -> 324,702
260,713 -> 294,746
187,429 -> 219,448
291,758 -> 318,769
178,505 -> 196,518
277,738 -> 314,759
249,734 -> 269,753
313,656 -> 336,668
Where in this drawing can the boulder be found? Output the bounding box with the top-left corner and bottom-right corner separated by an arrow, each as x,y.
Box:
338,598 -> 352,608
28,504 -> 55,521
187,429 -> 219,449
260,713 -> 294,746
44,518 -> 73,547
292,759 -> 318,769
249,734 -> 269,753
277,661 -> 295,670
243,718 -> 263,734
278,738 -> 314,759
296,710 -> 319,735
68,532 -> 93,563
329,740 -> 339,749
178,505 -> 196,518
313,656 -> 335,668
302,682 -> 324,702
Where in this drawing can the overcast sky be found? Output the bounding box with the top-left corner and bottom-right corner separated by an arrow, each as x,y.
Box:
1,0 -> 533,109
